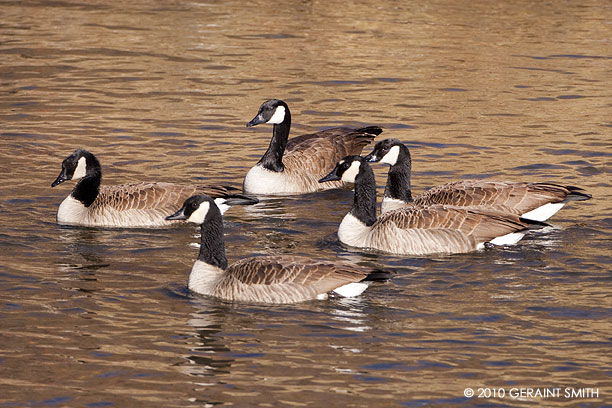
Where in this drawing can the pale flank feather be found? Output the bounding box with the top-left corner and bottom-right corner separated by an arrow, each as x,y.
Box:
360,205 -> 531,255
202,256 -> 377,304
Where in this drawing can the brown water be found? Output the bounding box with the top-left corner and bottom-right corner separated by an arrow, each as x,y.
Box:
1,0 -> 611,407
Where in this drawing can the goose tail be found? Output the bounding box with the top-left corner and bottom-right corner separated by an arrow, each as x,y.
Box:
563,186 -> 592,202
356,126 -> 383,137
518,217 -> 551,230
360,268 -> 393,283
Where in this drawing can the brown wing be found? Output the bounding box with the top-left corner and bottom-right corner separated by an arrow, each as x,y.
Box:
414,180 -> 575,215
95,182 -> 240,212
208,256 -> 379,303
377,204 -> 530,243
283,126 -> 381,177
225,256 -> 370,288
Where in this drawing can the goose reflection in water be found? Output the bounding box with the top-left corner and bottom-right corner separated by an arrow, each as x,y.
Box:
180,304 -> 234,378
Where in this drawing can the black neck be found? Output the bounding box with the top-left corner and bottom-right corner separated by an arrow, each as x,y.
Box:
258,112 -> 291,172
72,157 -> 101,207
385,148 -> 413,203
351,163 -> 378,226
197,206 -> 228,270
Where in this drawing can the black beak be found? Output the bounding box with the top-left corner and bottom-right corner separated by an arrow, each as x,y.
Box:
51,169 -> 68,187
165,206 -> 188,221
319,169 -> 340,183
364,152 -> 379,163
246,113 -> 266,128
222,195 -> 259,206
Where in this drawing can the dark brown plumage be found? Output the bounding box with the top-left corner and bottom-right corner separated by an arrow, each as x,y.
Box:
412,180 -> 588,216
281,127 -> 381,191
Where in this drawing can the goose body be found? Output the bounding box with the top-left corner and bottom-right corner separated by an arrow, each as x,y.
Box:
365,139 -> 592,220
52,149 -> 258,228
167,195 -> 390,304
244,99 -> 382,194
319,156 -> 544,256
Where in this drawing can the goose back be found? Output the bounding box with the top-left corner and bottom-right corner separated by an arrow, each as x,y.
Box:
278,126 -> 381,192
383,180 -> 591,220
194,256 -> 377,304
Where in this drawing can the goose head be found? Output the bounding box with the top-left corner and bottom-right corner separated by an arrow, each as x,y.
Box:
319,155 -> 365,184
246,99 -> 290,127
166,194 -> 219,225
51,149 -> 99,187
364,138 -> 406,166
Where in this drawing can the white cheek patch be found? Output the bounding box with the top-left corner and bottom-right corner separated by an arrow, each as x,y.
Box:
266,106 -> 286,124
341,161 -> 361,183
72,156 -> 88,180
379,145 -> 400,165
213,198 -> 230,215
187,201 -> 210,224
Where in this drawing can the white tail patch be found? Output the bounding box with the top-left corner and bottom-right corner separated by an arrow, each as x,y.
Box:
379,145 -> 400,165
521,203 -> 565,222
266,105 -> 286,124
213,198 -> 230,215
333,282 -> 370,297
72,156 -> 87,180
341,160 -> 361,183
488,231 -> 526,246
187,201 -> 210,224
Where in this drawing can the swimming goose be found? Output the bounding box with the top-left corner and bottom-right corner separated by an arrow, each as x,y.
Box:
319,156 -> 546,256
51,149 -> 258,228
243,99 -> 382,194
166,194 -> 390,303
365,139 -> 592,219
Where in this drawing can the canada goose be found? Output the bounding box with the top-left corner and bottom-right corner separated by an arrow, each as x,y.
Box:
166,194 -> 390,304
243,99 -> 382,194
365,139 -> 592,219
51,149 -> 258,228
319,156 -> 547,256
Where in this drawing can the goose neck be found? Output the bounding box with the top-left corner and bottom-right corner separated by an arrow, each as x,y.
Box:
197,208 -> 228,270
385,156 -> 413,203
351,164 -> 378,226
72,163 -> 101,207
259,114 -> 291,172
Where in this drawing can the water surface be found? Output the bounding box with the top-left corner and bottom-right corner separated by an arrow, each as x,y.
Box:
1,0 -> 611,407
